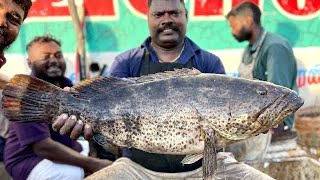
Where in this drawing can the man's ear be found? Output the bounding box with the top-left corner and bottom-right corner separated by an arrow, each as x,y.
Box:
244,16 -> 253,26
185,9 -> 188,19
27,58 -> 32,68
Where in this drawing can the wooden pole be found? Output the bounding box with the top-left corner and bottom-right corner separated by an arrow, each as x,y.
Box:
67,0 -> 87,81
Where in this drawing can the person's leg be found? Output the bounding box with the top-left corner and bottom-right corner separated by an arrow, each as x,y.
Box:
86,155 -> 274,180
0,137 -> 11,180
85,158 -> 149,180
27,159 -> 84,180
0,161 -> 12,180
215,152 -> 275,180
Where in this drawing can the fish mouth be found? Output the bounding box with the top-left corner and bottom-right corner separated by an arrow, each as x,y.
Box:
286,91 -> 304,110
278,91 -> 304,122
256,90 -> 304,130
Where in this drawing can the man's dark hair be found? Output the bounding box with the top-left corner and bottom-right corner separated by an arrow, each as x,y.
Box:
26,35 -> 61,51
13,0 -> 32,20
226,1 -> 261,25
148,0 -> 185,7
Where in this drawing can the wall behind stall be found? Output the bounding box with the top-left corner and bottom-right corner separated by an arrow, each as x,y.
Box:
1,0 -> 319,107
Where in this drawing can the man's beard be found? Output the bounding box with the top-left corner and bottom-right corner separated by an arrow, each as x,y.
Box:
233,27 -> 252,42
0,28 -> 14,52
31,67 -> 65,85
0,43 -> 12,52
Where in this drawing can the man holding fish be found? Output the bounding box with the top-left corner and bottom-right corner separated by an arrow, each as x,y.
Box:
3,35 -> 111,180
50,0 -> 278,179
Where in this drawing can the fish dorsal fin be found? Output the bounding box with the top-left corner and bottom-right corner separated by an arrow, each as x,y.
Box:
71,68 -> 201,99
71,76 -> 136,99
136,68 -> 201,83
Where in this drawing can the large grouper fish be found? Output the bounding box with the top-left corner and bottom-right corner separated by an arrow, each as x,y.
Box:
1,68 -> 303,179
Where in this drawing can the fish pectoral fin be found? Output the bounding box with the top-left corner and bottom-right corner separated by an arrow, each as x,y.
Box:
93,133 -> 111,146
181,153 -> 203,165
203,128 -> 217,180
93,133 -> 122,158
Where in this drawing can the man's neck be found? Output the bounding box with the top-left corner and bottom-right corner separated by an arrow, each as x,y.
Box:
48,78 -> 63,87
151,41 -> 185,63
41,76 -> 64,88
249,26 -> 262,45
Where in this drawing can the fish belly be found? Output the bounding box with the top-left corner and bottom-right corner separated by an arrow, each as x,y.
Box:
94,105 -> 205,155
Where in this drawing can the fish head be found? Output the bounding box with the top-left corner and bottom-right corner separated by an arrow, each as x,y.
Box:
232,79 -> 304,136
207,76 -> 304,141
253,82 -> 303,128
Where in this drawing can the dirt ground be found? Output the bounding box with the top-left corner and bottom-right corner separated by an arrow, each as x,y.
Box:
248,138 -> 320,180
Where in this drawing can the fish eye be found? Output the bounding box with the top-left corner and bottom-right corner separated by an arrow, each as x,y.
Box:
256,88 -> 267,95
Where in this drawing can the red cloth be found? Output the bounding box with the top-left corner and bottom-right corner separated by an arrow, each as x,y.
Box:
0,54 -> 6,68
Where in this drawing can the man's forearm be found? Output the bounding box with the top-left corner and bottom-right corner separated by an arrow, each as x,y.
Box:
32,137 -> 110,172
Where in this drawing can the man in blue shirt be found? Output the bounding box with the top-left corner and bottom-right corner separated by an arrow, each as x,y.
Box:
52,0 -> 273,179
56,0 -> 225,173
107,0 -> 225,172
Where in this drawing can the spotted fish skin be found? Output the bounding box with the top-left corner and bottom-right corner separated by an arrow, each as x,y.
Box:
2,69 -> 304,155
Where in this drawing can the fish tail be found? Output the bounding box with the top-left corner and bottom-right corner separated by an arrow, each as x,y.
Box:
2,74 -> 66,123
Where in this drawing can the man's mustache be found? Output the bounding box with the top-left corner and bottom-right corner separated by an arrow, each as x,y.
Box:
157,24 -> 180,34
